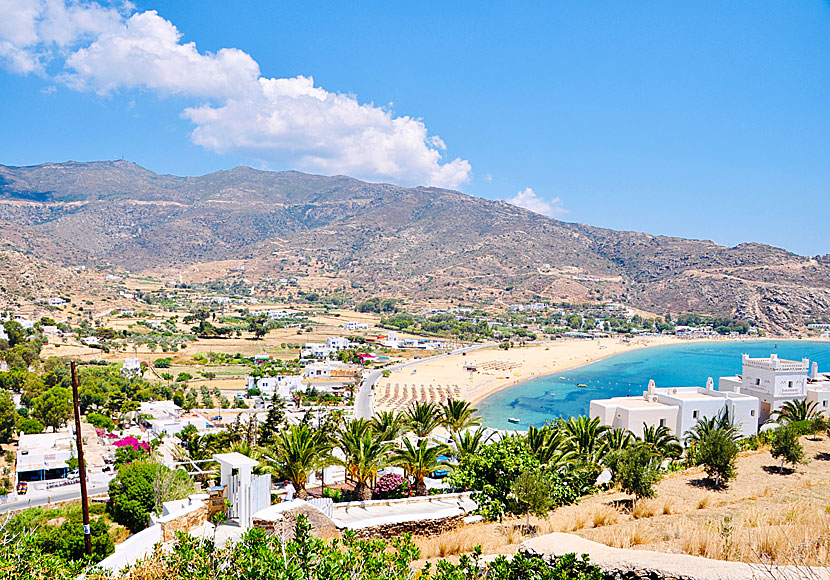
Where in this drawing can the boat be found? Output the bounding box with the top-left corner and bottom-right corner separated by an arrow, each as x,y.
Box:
558,376 -> 566,379
508,417 -> 521,424
577,383 -> 588,388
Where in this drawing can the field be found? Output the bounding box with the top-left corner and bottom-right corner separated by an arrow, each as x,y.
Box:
415,434 -> 830,567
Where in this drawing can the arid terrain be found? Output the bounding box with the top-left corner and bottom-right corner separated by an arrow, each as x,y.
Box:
3,161 -> 830,332
415,434 -> 830,568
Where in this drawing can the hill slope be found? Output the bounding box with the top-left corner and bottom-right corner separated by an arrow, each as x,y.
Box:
1,160 -> 828,331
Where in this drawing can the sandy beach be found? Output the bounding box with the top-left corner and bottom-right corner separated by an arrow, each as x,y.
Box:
374,336 -> 711,410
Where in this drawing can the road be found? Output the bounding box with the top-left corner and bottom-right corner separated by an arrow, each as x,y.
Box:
0,483 -> 111,514
354,342 -> 496,419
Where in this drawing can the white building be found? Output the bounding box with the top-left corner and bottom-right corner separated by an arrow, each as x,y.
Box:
591,379 -> 759,440
301,336 -> 351,359
121,358 -> 142,378
303,361 -> 361,379
718,354 -> 810,423
246,375 -> 303,399
139,401 -> 209,437
343,321 -> 369,331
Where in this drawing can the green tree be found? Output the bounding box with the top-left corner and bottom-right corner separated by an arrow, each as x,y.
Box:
770,426 -> 806,473
33,387 -> 72,432
258,399 -> 287,445
510,466 -> 558,530
697,428 -> 739,488
0,390 -> 16,444
391,438 -> 448,496
2,320 -> 25,348
108,461 -> 193,533
616,443 -> 661,500
17,417 -> 44,434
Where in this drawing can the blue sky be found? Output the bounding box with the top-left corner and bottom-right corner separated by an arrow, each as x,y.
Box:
1,1 -> 829,255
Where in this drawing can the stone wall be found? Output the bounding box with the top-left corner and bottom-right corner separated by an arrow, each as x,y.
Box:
160,503 -> 209,543
351,514 -> 466,539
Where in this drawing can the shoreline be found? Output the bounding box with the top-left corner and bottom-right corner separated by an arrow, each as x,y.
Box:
374,335 -> 821,412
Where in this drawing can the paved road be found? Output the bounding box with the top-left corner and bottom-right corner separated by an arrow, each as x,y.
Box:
0,483 -> 110,514
354,343 -> 496,419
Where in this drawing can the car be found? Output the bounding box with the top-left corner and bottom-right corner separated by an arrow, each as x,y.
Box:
16,482 -> 27,495
211,415 -> 223,421
66,469 -> 80,479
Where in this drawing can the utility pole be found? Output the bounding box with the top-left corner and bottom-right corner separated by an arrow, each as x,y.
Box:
71,361 -> 92,557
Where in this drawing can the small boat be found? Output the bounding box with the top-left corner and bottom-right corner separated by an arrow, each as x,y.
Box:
508,417 -> 521,424
558,376 -> 566,380
577,383 -> 588,388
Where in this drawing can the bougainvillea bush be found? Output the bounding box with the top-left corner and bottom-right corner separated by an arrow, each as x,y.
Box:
112,437 -> 150,465
373,473 -> 410,499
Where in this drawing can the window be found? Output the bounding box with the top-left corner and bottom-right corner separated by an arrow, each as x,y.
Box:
751,409 -> 756,417
788,381 -> 793,389
755,378 -> 761,386
824,401 -> 827,407
659,418 -> 666,427
692,410 -> 699,419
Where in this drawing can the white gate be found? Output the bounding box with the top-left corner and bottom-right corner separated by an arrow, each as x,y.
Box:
308,497 -> 333,518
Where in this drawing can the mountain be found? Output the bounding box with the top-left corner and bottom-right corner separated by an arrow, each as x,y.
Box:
1,160 -> 829,332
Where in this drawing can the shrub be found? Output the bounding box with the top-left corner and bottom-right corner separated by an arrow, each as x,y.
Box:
373,473 -> 410,499
697,429 -> 738,488
770,426 -> 806,472
617,443 -> 661,500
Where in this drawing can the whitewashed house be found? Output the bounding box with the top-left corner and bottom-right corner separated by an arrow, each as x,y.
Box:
343,321 -> 369,331
121,358 -> 142,378
718,354 -> 810,423
245,375 -> 303,399
590,378 -> 759,440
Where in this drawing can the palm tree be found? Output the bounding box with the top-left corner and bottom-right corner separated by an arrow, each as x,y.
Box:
684,409 -> 740,446
561,416 -> 610,463
439,399 -> 481,435
527,425 -> 574,469
341,417 -> 372,440
773,400 -> 819,424
334,426 -> 393,500
371,410 -> 407,442
603,428 -> 634,453
263,424 -> 331,498
640,424 -> 682,460
451,427 -> 492,459
405,401 -> 442,439
391,438 -> 449,496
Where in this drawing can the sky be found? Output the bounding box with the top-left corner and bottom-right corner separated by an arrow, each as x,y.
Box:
1,1 -> 829,255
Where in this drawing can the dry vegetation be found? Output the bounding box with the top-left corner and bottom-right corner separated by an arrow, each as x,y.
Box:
415,435 -> 830,567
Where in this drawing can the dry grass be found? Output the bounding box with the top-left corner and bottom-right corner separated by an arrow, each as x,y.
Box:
416,436 -> 830,567
590,505 -> 619,528
631,498 -> 658,519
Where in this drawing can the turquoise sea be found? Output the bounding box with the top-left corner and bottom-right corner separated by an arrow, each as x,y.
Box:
476,340 -> 830,430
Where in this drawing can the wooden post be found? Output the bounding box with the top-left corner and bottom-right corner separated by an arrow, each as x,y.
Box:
71,361 -> 92,557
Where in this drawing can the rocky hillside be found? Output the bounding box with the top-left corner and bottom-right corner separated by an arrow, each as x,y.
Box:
1,161 -> 828,332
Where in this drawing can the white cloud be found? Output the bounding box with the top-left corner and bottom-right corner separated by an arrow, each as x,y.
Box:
0,1 -> 472,188
506,187 -> 568,218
